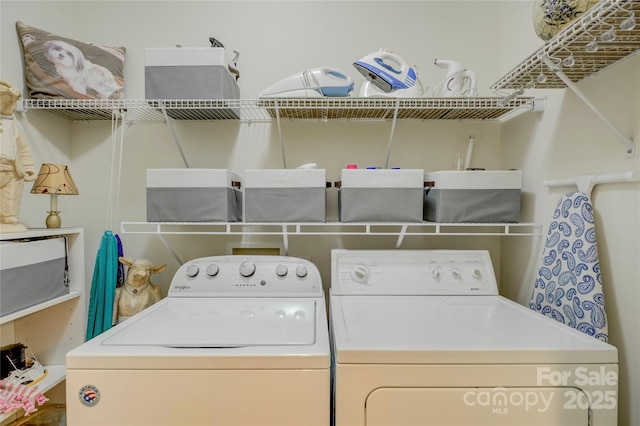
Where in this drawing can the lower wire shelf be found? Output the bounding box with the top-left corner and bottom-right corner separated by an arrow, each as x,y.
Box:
121,221 -> 543,254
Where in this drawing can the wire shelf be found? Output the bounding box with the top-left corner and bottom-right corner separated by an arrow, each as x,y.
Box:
23,97 -> 536,122
121,221 -> 543,237
493,0 -> 640,90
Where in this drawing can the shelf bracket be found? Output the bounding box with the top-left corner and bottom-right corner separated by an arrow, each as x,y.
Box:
542,55 -> 635,159
395,224 -> 408,249
156,233 -> 185,266
273,100 -> 287,169
281,224 -> 289,255
159,103 -> 191,168
384,100 -> 400,168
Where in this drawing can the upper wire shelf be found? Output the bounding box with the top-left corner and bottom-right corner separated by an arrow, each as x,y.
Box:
22,97 -> 536,122
493,0 -> 640,90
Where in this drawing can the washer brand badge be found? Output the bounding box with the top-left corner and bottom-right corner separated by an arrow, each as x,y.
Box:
79,385 -> 101,407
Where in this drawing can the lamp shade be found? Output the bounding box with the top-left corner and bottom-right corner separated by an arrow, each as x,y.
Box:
30,164 -> 79,195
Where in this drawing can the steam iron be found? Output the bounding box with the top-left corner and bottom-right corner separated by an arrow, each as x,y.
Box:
259,67 -> 354,98
432,59 -> 477,97
353,49 -> 425,97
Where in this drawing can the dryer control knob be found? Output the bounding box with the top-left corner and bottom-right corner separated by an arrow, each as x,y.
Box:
186,264 -> 200,277
276,264 -> 288,277
350,264 -> 370,284
451,268 -> 463,280
431,268 -> 441,279
295,265 -> 308,278
472,269 -> 482,279
206,264 -> 220,277
239,261 -> 256,277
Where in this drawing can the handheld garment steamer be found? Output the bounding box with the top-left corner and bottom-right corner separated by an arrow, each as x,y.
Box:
354,49 -> 425,97
433,59 -> 477,97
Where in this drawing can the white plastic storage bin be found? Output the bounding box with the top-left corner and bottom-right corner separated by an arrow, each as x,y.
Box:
337,169 -> 425,222
244,169 -> 327,222
424,170 -> 522,223
146,169 -> 242,222
0,237 -> 69,317
144,47 -> 240,118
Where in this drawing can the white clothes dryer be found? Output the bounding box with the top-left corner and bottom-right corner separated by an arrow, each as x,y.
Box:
330,249 -> 618,426
67,255 -> 330,426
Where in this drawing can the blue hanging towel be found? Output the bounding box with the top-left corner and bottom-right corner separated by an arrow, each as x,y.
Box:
86,230 -> 118,340
529,192 -> 608,342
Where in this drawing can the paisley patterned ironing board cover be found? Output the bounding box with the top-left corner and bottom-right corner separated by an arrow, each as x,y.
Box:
529,191 -> 608,342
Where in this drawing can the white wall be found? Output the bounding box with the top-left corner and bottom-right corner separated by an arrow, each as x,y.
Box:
2,1 -> 639,425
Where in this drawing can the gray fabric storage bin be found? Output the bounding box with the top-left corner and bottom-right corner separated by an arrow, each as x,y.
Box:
0,237 -> 68,317
338,169 -> 425,222
244,169 -> 326,222
424,170 -> 522,223
146,169 -> 242,222
145,48 -> 240,119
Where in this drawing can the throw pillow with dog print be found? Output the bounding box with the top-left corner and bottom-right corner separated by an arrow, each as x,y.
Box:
16,21 -> 125,100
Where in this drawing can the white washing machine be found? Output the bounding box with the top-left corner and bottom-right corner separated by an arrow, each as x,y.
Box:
330,249 -> 618,426
67,255 -> 330,426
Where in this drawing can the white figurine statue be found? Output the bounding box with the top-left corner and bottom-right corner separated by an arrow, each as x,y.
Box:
0,80 -> 36,233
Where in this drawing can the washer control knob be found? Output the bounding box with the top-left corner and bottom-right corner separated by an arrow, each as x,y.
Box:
431,268 -> 441,279
451,268 -> 463,280
239,261 -> 256,277
186,264 -> 200,278
276,264 -> 288,277
295,265 -> 308,278
350,264 -> 370,284
472,269 -> 482,279
206,264 -> 220,277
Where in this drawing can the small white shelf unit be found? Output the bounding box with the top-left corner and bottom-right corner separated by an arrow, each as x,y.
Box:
0,228 -> 85,422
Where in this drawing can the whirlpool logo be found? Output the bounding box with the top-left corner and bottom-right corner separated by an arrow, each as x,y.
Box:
173,284 -> 191,291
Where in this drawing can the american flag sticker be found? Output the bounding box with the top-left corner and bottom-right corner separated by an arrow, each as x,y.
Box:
78,385 -> 101,407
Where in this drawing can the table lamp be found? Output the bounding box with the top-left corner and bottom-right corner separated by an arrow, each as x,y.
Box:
30,163 -> 79,228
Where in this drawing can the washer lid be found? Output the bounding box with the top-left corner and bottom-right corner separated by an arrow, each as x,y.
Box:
103,298 -> 316,347
330,294 -> 617,365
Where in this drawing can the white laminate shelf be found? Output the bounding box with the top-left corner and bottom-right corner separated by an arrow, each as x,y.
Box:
0,292 -> 81,325
22,97 -> 537,122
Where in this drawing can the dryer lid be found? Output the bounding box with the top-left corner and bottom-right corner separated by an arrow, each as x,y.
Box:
103,298 -> 317,347
330,294 -> 617,365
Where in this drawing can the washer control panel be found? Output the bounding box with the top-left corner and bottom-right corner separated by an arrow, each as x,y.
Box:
331,249 -> 498,296
169,255 -> 322,297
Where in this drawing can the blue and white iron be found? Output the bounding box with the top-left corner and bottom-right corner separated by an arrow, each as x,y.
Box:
259,67 -> 354,98
354,49 -> 425,97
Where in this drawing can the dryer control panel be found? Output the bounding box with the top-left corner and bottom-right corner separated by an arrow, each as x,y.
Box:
331,249 -> 498,296
169,255 -> 323,298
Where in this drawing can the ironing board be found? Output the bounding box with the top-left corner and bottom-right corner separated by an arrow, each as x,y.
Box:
529,191 -> 608,342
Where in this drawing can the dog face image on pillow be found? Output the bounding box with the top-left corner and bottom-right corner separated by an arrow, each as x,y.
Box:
16,21 -> 126,100
43,40 -> 122,99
